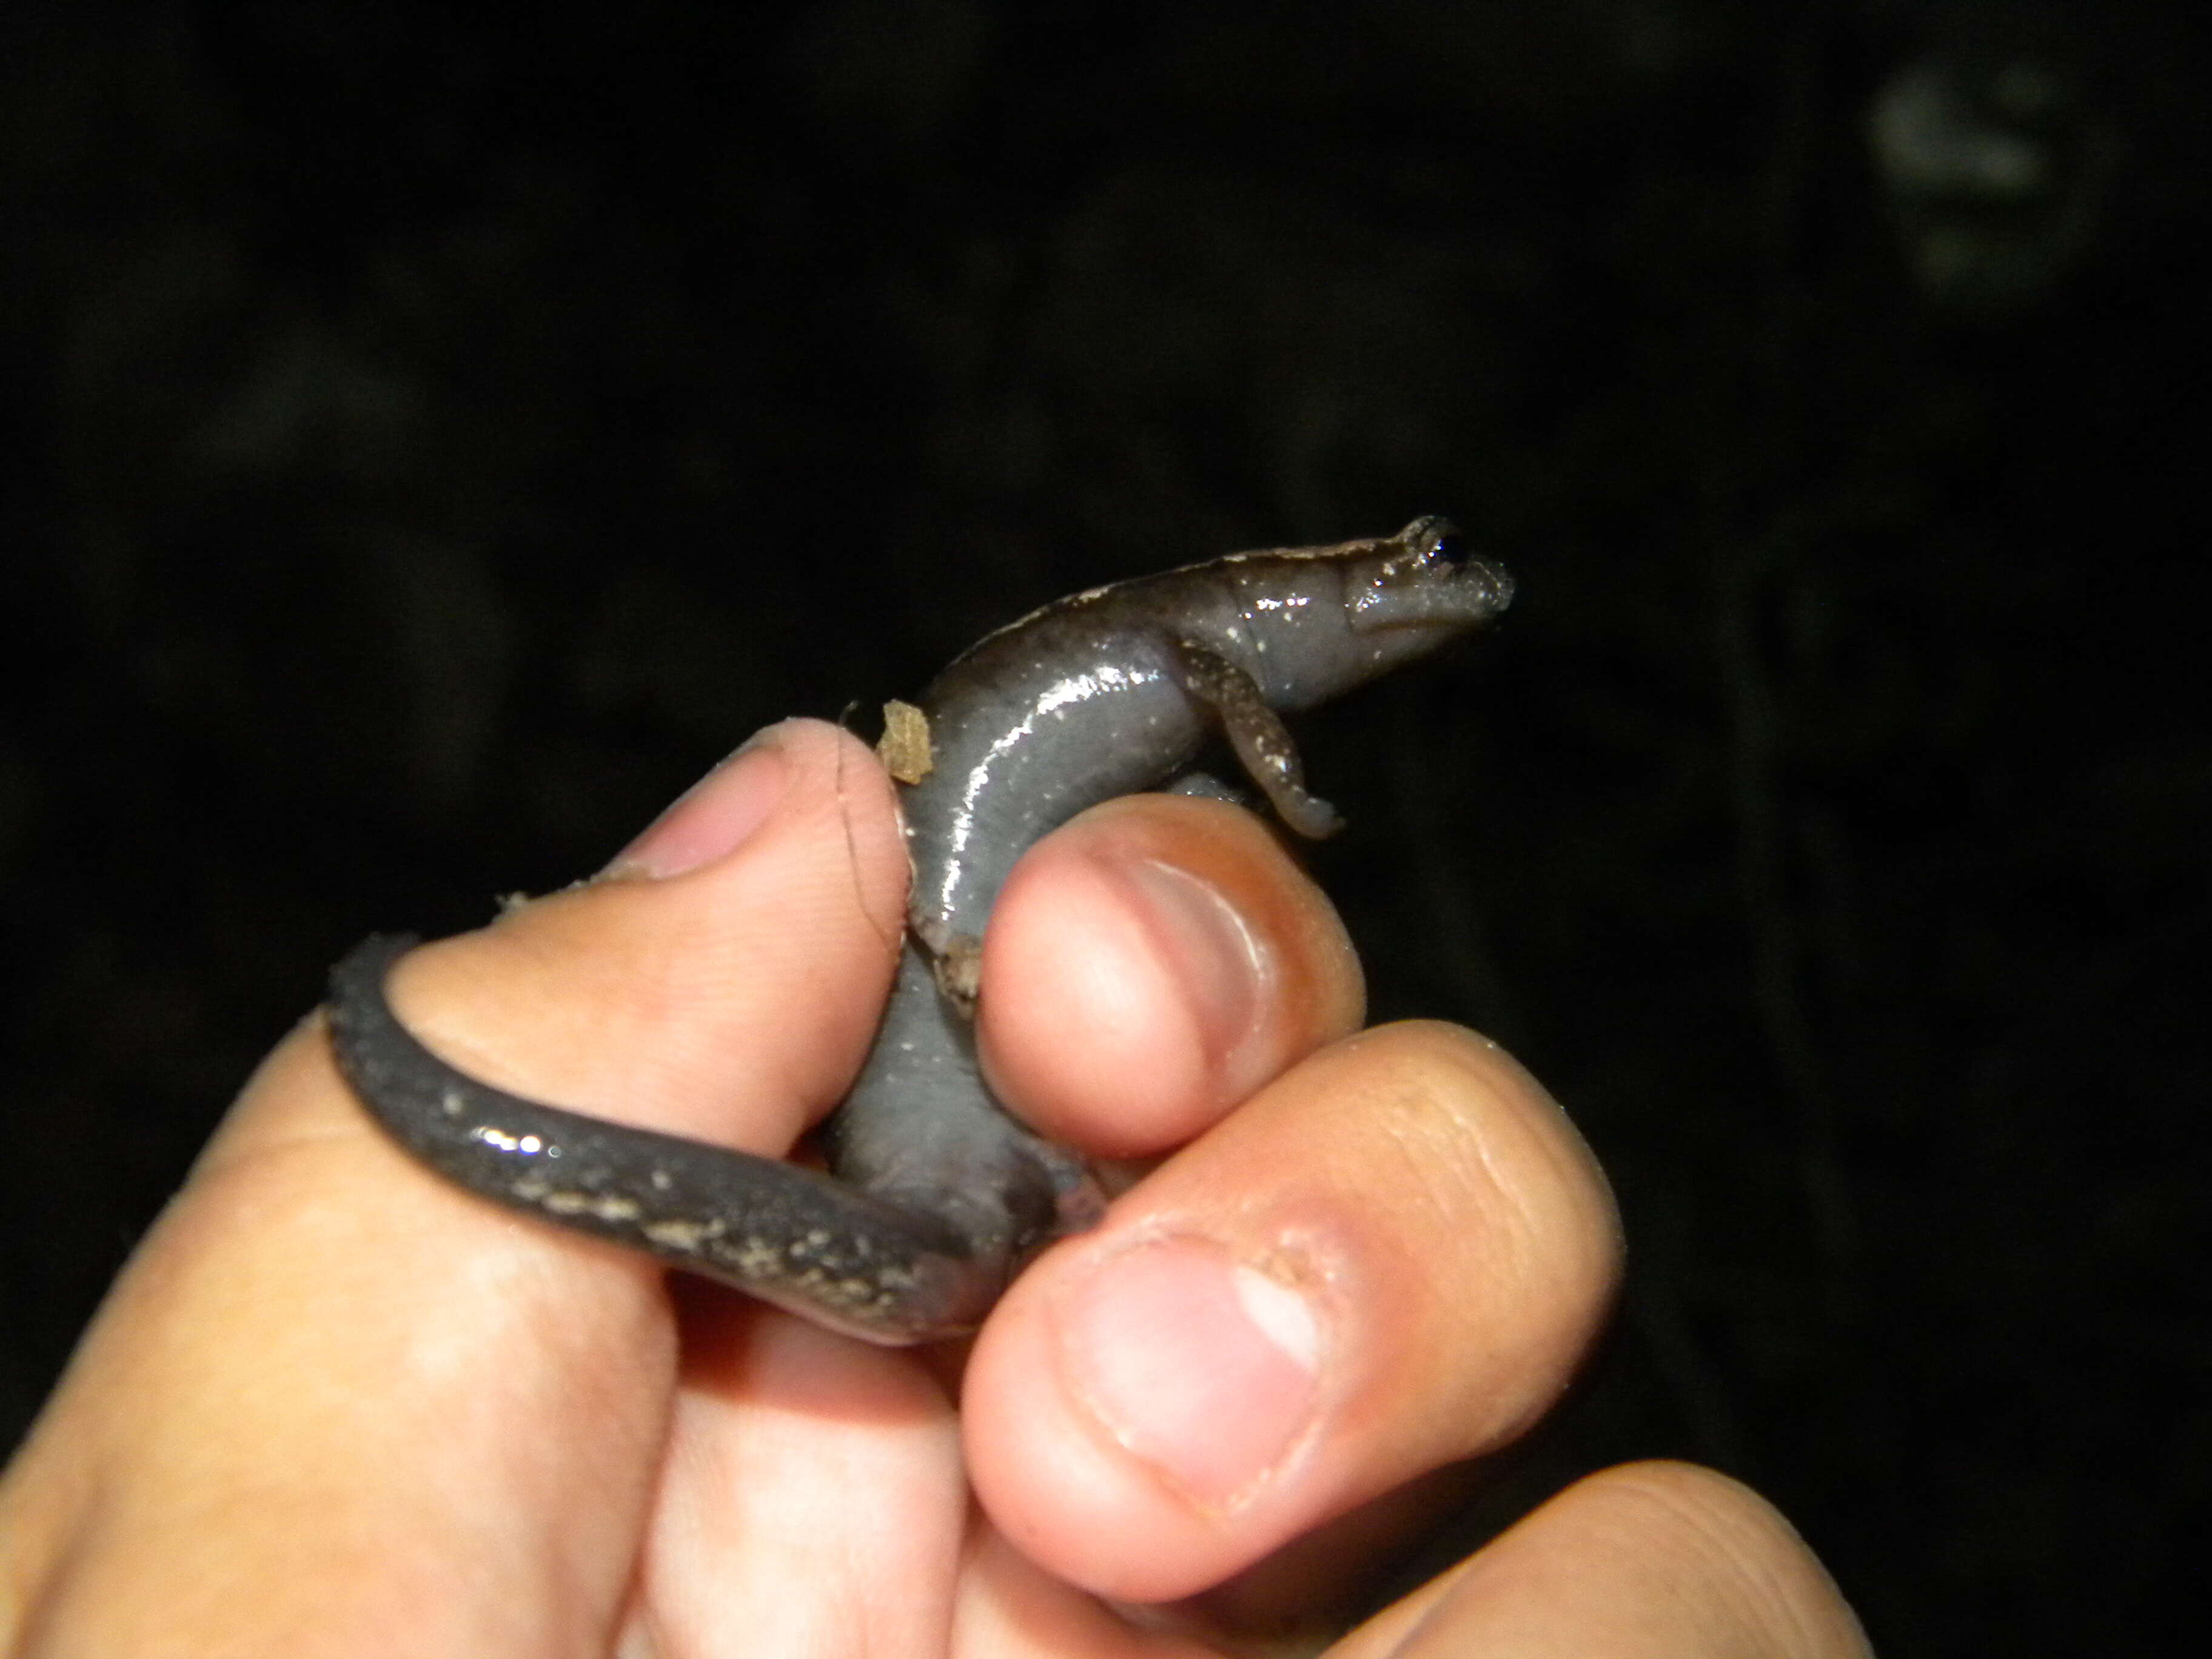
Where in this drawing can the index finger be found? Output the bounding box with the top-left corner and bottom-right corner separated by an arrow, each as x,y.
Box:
977,791 -> 1369,1159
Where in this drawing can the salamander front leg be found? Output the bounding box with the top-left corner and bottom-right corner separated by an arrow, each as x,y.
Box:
1170,638 -> 1345,838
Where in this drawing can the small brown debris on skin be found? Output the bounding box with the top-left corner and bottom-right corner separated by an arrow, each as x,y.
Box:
879,699 -> 933,783
931,934 -> 983,1016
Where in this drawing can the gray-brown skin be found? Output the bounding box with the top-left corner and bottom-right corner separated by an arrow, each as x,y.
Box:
327,518 -> 1513,1342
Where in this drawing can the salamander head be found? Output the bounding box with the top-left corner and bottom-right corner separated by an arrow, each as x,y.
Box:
1230,515 -> 1514,705
1347,515 -> 1514,632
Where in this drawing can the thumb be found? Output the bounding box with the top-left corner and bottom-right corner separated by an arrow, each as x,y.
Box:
0,719 -> 907,1654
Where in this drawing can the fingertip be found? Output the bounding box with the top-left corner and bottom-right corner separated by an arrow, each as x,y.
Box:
370,717 -> 910,1153
605,729 -> 795,880
964,1022 -> 1621,1604
1376,1461 -> 1874,1659
978,794 -> 1363,1156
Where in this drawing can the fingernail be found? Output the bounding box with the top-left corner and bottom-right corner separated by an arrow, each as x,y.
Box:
1056,1235 -> 1323,1509
603,734 -> 791,879
1110,857 -> 1266,1076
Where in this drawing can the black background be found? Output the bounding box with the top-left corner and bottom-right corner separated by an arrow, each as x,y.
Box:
3,1 -> 2208,1649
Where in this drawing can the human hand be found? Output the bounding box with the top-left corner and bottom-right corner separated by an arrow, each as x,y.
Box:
0,719 -> 1869,1657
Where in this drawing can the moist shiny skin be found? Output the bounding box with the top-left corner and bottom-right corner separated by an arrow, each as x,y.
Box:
327,517 -> 1512,1342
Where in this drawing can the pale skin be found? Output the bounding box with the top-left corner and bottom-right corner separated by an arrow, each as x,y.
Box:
0,720 -> 1872,1658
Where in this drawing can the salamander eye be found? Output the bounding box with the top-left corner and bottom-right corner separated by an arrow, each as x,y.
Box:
1400,514 -> 1467,568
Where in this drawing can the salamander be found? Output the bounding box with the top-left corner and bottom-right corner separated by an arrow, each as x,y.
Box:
326,517 -> 1513,1342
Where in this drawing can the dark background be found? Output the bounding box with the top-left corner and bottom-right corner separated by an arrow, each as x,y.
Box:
3,0 -> 2207,1649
